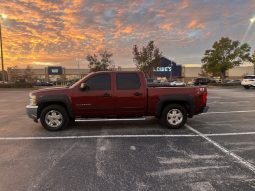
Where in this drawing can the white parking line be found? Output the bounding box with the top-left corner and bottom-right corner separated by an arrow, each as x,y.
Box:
0,134 -> 198,140
207,101 -> 250,104
186,124 -> 255,174
0,131 -> 254,140
202,110 -> 255,115
207,132 -> 255,136
208,97 -> 221,99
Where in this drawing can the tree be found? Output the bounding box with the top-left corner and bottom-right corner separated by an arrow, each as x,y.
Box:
86,50 -> 113,72
201,37 -> 251,81
132,41 -> 162,78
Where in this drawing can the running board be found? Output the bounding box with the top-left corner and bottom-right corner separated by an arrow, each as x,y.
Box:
75,117 -> 147,122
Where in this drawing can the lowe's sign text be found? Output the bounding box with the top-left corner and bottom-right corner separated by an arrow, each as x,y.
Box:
154,67 -> 172,72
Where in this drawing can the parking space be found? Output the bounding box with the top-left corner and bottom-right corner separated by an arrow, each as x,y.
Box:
0,87 -> 255,190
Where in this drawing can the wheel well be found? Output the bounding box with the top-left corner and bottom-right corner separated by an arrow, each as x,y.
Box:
160,101 -> 190,117
37,102 -> 70,119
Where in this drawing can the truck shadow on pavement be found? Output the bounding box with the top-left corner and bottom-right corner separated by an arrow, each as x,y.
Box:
68,118 -> 159,130
61,117 -> 188,134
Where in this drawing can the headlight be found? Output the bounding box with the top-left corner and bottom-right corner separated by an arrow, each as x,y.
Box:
29,93 -> 37,106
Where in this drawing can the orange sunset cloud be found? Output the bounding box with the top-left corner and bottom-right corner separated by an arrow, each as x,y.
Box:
0,0 -> 254,68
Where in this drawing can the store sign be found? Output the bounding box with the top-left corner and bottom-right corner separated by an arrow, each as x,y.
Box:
153,57 -> 182,77
154,67 -> 172,72
48,67 -> 63,75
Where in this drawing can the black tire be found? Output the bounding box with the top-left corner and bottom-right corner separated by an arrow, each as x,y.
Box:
40,105 -> 69,131
160,104 -> 187,129
244,86 -> 250,89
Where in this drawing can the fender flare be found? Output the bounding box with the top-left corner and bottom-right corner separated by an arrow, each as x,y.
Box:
37,95 -> 74,118
155,94 -> 195,117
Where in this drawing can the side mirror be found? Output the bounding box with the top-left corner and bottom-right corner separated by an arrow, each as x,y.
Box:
80,83 -> 89,90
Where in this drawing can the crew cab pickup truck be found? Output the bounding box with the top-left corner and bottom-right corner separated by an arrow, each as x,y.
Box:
26,71 -> 208,131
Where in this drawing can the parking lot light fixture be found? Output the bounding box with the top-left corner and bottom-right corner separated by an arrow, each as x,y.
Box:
250,16 -> 255,23
0,13 -> 8,82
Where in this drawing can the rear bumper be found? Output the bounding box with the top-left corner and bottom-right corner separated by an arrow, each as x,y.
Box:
241,82 -> 255,86
188,106 -> 209,118
26,105 -> 38,122
242,85 -> 255,87
195,106 -> 209,116
202,106 -> 209,113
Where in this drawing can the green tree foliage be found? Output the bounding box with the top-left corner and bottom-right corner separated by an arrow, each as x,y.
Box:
132,41 -> 162,78
201,37 -> 251,80
86,50 -> 113,72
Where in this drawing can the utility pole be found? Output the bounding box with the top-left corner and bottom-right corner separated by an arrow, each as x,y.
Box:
0,23 -> 5,82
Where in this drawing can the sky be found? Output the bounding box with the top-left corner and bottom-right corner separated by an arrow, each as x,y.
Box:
0,0 -> 255,69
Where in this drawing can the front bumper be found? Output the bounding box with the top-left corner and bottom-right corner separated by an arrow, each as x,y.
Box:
26,105 -> 38,122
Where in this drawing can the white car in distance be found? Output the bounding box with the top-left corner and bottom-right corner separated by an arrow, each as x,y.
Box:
170,81 -> 186,87
241,75 -> 255,89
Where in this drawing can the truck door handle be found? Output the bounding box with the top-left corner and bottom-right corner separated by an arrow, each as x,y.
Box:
134,92 -> 142,96
103,93 -> 112,97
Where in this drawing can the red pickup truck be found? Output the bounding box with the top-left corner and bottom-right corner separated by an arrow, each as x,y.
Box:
26,71 -> 208,131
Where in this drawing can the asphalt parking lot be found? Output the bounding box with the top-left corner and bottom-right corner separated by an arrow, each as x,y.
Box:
0,87 -> 255,191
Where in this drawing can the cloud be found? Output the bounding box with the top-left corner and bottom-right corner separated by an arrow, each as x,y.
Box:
187,19 -> 205,29
159,23 -> 173,31
0,0 -> 254,68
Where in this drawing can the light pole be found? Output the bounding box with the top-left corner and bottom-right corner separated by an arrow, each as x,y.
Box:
0,14 -> 7,82
250,17 -> 255,75
169,57 -> 173,81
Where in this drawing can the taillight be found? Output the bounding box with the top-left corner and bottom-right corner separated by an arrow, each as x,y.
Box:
196,87 -> 207,105
196,87 -> 206,94
202,91 -> 207,105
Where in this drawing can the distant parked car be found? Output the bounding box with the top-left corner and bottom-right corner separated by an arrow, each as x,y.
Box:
147,78 -> 160,83
169,81 -> 186,87
0,81 -> 8,84
147,78 -> 163,87
241,75 -> 255,89
192,77 -> 211,85
226,79 -> 241,85
33,81 -> 53,86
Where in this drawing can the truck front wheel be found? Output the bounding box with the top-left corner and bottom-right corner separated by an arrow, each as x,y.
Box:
40,105 -> 69,131
161,104 -> 187,129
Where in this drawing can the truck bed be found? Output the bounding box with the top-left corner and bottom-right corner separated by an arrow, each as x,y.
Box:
146,86 -> 206,116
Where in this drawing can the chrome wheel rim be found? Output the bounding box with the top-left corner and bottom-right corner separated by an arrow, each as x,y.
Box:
167,109 -> 183,125
45,110 -> 63,128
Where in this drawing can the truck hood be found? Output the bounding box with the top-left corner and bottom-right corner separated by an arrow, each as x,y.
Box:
31,86 -> 71,96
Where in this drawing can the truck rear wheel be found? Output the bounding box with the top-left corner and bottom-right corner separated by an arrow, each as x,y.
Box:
40,105 -> 69,131
161,104 -> 187,129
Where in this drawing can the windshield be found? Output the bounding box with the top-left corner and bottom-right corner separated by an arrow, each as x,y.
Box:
244,76 -> 255,79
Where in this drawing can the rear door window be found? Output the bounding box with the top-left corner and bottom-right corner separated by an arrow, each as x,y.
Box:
116,73 -> 141,90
